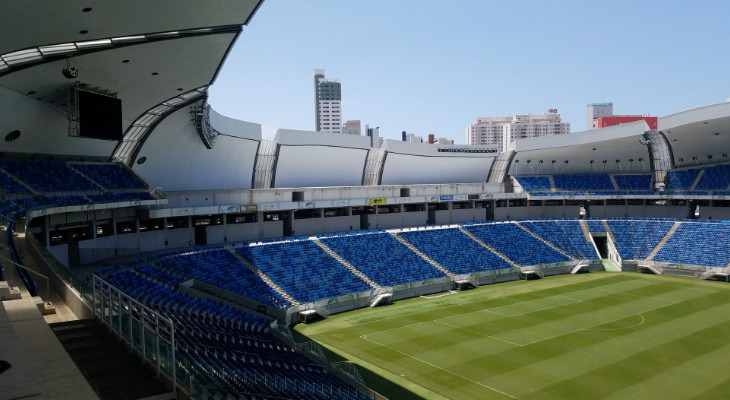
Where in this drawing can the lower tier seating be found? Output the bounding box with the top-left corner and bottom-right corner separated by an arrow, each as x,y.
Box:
99,268 -> 370,400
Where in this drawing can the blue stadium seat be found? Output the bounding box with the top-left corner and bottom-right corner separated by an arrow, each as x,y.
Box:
695,164 -> 730,190
236,240 -> 372,303
400,228 -> 513,274
521,220 -> 598,259
321,233 -> 446,286
614,174 -> 651,190
513,176 -> 551,191
69,162 -> 149,191
0,158 -> 101,192
665,169 -> 700,190
606,220 -> 674,260
553,174 -> 614,190
99,268 -> 370,400
463,222 -> 570,265
653,222 -> 730,267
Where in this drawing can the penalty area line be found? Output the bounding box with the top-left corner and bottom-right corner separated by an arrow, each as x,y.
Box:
360,335 -> 521,400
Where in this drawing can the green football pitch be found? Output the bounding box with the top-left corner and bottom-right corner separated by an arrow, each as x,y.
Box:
294,272 -> 730,400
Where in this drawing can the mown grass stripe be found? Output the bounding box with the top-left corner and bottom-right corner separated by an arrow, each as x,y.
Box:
487,297 -> 730,397
298,273 -> 730,400
522,320 -> 730,399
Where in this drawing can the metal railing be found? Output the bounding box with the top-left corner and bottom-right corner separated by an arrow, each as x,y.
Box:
93,275 -> 176,393
26,235 -> 93,304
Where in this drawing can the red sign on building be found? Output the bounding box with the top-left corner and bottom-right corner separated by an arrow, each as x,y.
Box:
596,116 -> 658,129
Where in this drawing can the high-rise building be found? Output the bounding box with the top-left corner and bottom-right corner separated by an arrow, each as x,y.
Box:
586,103 -> 614,129
314,69 -> 342,134
342,120 -> 361,135
466,111 -> 570,152
365,124 -> 380,147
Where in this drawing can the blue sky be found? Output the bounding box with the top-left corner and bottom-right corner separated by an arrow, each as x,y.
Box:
209,0 -> 730,143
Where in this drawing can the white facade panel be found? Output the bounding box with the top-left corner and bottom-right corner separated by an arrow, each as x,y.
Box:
133,107 -> 258,191
274,145 -> 368,188
208,108 -> 262,140
381,154 -> 492,185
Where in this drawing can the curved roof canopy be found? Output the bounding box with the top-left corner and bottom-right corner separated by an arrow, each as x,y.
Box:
1,0 -> 262,54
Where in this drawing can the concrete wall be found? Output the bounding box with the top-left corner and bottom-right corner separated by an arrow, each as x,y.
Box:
78,228 -> 194,264
207,224 -> 261,244
702,207 -> 730,221
367,210 -> 428,230
293,215 -> 359,236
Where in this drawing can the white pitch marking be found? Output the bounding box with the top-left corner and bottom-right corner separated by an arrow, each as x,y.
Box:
483,295 -> 583,317
517,301 -> 673,346
591,287 -> 679,304
584,313 -> 646,331
361,335 -> 521,399
433,319 -> 523,347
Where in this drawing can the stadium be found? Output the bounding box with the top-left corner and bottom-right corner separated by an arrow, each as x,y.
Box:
1,2 -> 730,400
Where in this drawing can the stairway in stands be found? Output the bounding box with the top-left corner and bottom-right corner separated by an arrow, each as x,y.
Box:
313,238 -> 380,289
602,220 -> 616,243
578,220 -> 593,243
230,249 -> 300,306
390,232 -> 454,277
49,319 -> 171,400
457,226 -> 521,268
646,222 -> 682,261
515,223 -> 577,260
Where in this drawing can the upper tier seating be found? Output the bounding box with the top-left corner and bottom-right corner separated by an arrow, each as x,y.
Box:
236,240 -> 372,303
694,164 -> 730,190
653,222 -> 730,267
399,228 -> 513,274
665,169 -> 700,190
463,223 -> 571,265
321,233 -> 446,287
614,174 -> 652,190
514,176 -> 551,191
0,169 -> 31,194
0,158 -> 101,192
514,166 -> 729,195
553,174 -> 614,190
0,158 -> 157,211
515,173 -> 655,194
69,163 -> 148,190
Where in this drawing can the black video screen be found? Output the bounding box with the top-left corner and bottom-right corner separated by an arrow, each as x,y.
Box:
78,90 -> 123,140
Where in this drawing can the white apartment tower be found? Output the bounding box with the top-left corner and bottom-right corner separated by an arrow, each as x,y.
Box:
466,112 -> 570,152
314,69 -> 342,134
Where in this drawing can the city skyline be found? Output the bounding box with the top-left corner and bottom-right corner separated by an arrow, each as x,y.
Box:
208,1 -> 730,143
